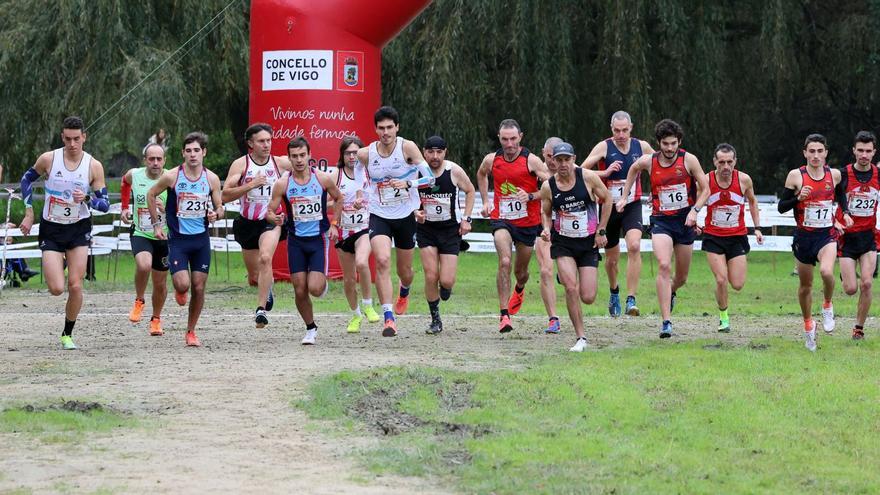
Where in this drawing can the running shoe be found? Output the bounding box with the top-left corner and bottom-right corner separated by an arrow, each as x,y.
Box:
670,291 -> 677,314
185,331 -> 201,347
660,320 -> 674,339
255,309 -> 269,329
426,319 -> 443,335
175,290 -> 188,306
545,318 -> 560,334
625,296 -> 640,316
149,317 -> 164,336
363,305 -> 380,323
608,293 -> 621,317
821,305 -> 835,334
718,316 -> 731,333
852,328 -> 865,340
569,337 -> 588,352
499,315 -> 513,333
128,299 -> 145,323
347,314 -> 363,333
301,328 -> 317,345
804,320 -> 817,352
394,293 -> 409,315
382,319 -> 398,337
508,289 -> 525,315
265,288 -> 274,311
60,335 -> 77,350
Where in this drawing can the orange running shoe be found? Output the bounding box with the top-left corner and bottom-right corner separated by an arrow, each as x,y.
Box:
394,293 -> 409,315
185,331 -> 201,347
128,299 -> 145,322
175,290 -> 188,306
149,317 -> 164,336
382,319 -> 398,337
499,314 -> 513,333
507,288 -> 525,315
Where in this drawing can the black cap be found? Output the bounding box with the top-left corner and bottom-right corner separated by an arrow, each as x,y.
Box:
424,135 -> 447,150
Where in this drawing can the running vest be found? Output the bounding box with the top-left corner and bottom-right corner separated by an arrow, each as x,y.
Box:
419,162 -> 458,228
337,166 -> 369,239
599,138 -> 643,205
649,150 -> 695,216
42,148 -> 92,224
365,137 -> 420,219
549,170 -> 599,241
131,167 -> 167,239
166,167 -> 211,237
284,169 -> 329,238
704,170 -> 747,237
794,166 -> 835,232
239,154 -> 281,221
836,164 -> 880,233
490,148 -> 541,227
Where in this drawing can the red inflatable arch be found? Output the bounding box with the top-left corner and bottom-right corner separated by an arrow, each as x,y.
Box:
248,0 -> 432,281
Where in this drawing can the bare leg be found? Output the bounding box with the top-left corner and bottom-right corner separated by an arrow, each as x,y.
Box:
187,271 -> 208,332
292,272 -> 314,325
370,235 -> 393,306
493,229 -> 514,310
856,251 -> 876,327
706,252 -> 730,310
653,234 -> 674,321
150,269 -> 168,318
64,247 -> 89,322
337,248 -> 359,310
535,238 -> 558,318
133,251 -> 152,300
354,234 -> 373,299
624,228 -> 643,297
557,257 -> 584,338
420,246 -> 440,302
256,227 -> 281,308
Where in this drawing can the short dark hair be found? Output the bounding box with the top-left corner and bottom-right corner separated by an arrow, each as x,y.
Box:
498,119 -> 522,133
854,131 -> 877,147
182,131 -> 208,149
654,119 -> 683,142
288,136 -> 310,153
336,135 -> 364,167
245,123 -> 273,142
62,116 -> 85,132
803,133 -> 827,149
714,143 -> 737,158
374,106 -> 399,125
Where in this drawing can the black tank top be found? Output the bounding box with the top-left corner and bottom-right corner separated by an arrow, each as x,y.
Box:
548,170 -> 599,241
419,165 -> 458,228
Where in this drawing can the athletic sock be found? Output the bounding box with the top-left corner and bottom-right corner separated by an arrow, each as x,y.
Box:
256,306 -> 265,312
63,319 -> 76,337
719,308 -> 729,320
383,303 -> 394,321
514,284 -> 524,294
399,285 -> 410,298
500,308 -> 509,317
823,300 -> 832,309
610,286 -> 619,295
855,324 -> 864,330
353,305 -> 362,317
135,298 -> 145,303
306,321 -> 317,330
550,316 -> 559,322
439,285 -> 452,301
804,319 -> 813,331
428,299 -> 441,321
362,298 -> 373,307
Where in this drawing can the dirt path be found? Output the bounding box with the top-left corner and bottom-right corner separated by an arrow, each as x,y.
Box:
0,290 -> 809,494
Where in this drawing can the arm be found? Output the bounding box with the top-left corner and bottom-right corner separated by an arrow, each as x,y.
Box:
586,169 -> 612,248
266,174 -> 288,227
221,158 -> 263,203
640,140 -> 656,155
19,153 -> 52,235
581,141 -> 619,178
353,148 -> 369,208
528,153 -> 552,182
476,154 -> 493,217
741,173 -> 763,244
778,170 -> 802,213
207,171 -> 225,223
320,172 -> 343,241
684,154 -> 708,227
147,170 -> 174,240
451,164 -> 476,236
120,169 -> 133,223
86,160 -> 109,213
832,169 -> 852,228
539,181 -> 552,242
617,155 -> 648,212
392,141 -> 434,189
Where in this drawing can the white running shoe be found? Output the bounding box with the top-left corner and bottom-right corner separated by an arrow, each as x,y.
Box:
569,337 -> 588,352
821,305 -> 835,334
805,320 -> 817,352
301,328 -> 317,345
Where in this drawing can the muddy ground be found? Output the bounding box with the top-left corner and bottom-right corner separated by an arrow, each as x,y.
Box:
0,290 -> 815,494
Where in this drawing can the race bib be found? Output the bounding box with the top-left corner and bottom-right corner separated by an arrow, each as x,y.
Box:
177,191 -> 209,219
558,210 -> 591,238
609,179 -> 635,204
710,205 -> 741,228
138,207 -> 164,229
378,181 -> 406,206
340,206 -> 368,231
803,200 -> 833,228
292,195 -> 323,222
246,183 -> 273,205
47,195 -> 78,224
848,191 -> 877,217
659,183 -> 689,212
499,196 -> 526,220
422,197 -> 452,222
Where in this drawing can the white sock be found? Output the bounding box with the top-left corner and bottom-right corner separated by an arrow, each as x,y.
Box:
362,298 -> 373,307
382,303 -> 393,313
353,305 -> 362,317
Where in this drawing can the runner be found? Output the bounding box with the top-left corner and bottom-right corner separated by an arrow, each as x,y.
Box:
617,119 -> 709,338
700,143 -> 763,333
120,143 -> 169,335
581,110 -> 654,317
19,116 -> 109,350
535,137 -> 562,334
221,123 -> 291,328
353,106 -> 434,337
331,135 -> 380,332
476,119 -> 551,333
414,135 -> 475,335
777,133 -> 850,351
147,132 -> 224,347
834,131 -> 878,340
267,137 -> 343,345
538,142 -> 611,351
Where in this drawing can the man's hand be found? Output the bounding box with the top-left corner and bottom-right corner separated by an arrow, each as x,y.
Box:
19,210 -> 34,235
685,208 -> 698,227
540,228 -> 551,242
207,209 -> 218,223
459,219 -> 472,236
389,179 -> 408,190
797,185 -> 812,201
514,187 -> 530,203
249,172 -> 267,190
755,229 -> 764,245
615,198 -> 627,213
594,232 -> 607,249
120,208 -> 132,225
72,188 -> 86,204
415,210 -> 426,224
154,225 -> 167,240
328,225 -> 339,242
481,202 -> 493,218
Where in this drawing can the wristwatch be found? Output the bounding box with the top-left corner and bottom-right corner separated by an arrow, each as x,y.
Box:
692,205 -> 701,213
464,216 -> 472,223
598,229 -> 607,236
527,193 -> 534,201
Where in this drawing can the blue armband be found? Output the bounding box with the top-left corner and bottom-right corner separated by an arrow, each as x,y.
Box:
20,167 -> 40,208
88,187 -> 110,212
409,162 -> 436,188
